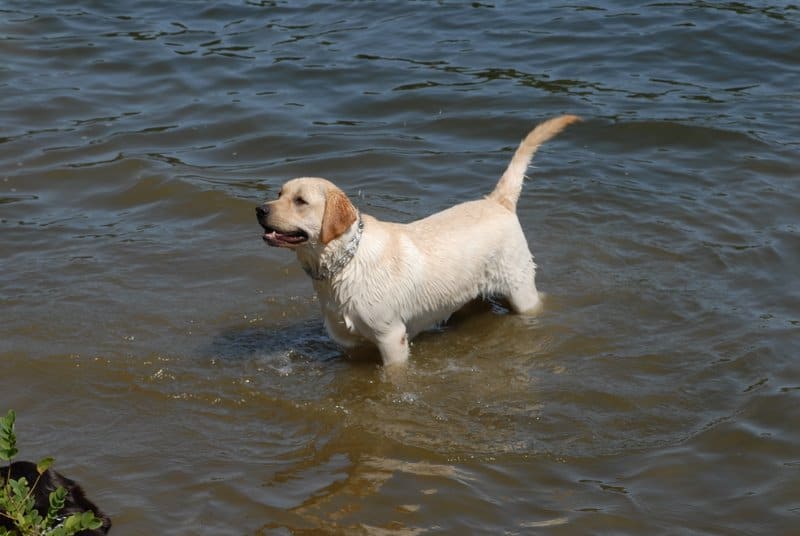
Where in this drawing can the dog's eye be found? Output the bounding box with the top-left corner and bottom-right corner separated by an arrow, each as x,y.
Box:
294,196 -> 308,206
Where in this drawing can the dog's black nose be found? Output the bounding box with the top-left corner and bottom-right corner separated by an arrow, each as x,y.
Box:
256,205 -> 268,218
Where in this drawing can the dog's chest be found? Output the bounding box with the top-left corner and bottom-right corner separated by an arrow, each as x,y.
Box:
316,286 -> 367,347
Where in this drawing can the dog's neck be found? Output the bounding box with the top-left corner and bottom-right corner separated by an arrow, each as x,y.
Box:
301,214 -> 364,281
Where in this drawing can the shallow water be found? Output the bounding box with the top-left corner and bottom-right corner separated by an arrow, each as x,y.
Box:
1,1 -> 799,534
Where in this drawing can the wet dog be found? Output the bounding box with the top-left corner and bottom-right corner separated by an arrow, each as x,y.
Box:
1,461 -> 111,535
257,115 -> 579,366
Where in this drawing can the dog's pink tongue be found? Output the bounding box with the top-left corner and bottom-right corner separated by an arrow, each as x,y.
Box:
263,231 -> 281,245
263,230 -> 305,246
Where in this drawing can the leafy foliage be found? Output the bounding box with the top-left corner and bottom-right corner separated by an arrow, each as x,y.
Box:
0,410 -> 103,536
0,411 -> 18,462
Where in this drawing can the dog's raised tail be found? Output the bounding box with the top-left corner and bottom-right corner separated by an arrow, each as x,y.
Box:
489,114 -> 581,211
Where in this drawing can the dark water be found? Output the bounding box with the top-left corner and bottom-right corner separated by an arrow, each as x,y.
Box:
2,1 -> 799,534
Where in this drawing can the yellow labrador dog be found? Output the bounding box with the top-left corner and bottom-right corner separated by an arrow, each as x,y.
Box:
256,115 -> 579,366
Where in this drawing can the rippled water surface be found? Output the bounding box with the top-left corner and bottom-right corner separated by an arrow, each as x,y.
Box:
2,1 -> 799,534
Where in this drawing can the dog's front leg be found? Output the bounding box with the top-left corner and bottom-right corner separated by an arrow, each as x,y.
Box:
375,323 -> 409,366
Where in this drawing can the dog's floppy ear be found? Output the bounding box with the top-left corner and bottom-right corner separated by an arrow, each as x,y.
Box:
320,188 -> 357,244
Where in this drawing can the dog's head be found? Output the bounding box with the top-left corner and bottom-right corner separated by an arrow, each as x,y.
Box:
256,177 -> 358,249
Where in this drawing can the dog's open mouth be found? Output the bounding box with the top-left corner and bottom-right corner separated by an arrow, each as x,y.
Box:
262,227 -> 309,247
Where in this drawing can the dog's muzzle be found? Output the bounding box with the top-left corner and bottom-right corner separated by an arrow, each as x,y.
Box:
256,205 -> 309,247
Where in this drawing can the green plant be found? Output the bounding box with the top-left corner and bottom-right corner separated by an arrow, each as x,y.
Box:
0,410 -> 103,536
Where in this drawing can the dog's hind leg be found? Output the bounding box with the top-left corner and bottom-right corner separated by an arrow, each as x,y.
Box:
505,284 -> 542,314
502,258 -> 542,314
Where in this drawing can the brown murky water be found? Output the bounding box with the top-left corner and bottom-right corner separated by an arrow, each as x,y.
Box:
2,2 -> 799,534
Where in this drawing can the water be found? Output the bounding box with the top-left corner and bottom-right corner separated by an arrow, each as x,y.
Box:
1,1 -> 798,534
